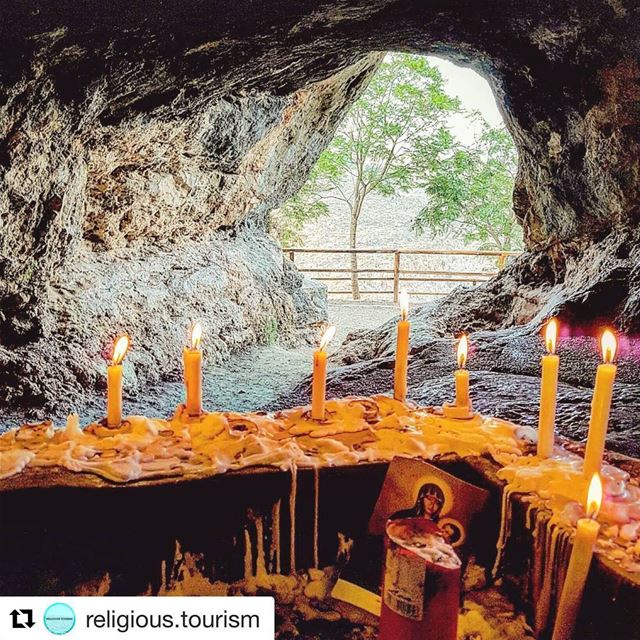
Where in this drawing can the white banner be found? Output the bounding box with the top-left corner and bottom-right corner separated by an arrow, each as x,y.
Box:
0,596 -> 274,639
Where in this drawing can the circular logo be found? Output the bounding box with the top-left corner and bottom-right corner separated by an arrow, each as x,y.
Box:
43,603 -> 76,635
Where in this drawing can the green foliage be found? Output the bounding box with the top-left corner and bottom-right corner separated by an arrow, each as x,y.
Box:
412,118 -> 522,251
273,53 -> 460,249
273,52 -> 522,257
262,317 -> 279,346
270,162 -> 331,245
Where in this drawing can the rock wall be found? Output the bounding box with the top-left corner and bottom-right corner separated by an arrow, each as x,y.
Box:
0,7 -> 381,413
1,0 -> 639,415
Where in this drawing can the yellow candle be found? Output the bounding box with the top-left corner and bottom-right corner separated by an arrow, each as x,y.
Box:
538,318 -> 559,458
107,335 -> 130,427
184,322 -> 203,416
393,290 -> 410,402
583,330 -> 617,478
552,474 -> 602,640
455,334 -> 470,407
311,325 -> 336,420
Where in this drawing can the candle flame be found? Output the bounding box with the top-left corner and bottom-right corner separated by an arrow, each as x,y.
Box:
545,318 -> 558,355
600,329 -> 617,364
319,325 -> 336,351
586,472 -> 603,519
399,290 -> 410,321
190,322 -> 203,350
112,335 -> 130,366
457,334 -> 468,369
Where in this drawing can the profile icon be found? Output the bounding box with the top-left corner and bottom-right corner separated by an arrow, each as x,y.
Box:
43,602 -> 75,635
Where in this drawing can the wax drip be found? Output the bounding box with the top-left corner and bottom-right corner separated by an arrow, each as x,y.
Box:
536,515 -> 561,633
271,499 -> 281,575
256,517 -> 267,579
244,528 -> 254,581
526,501 -> 537,531
531,514 -> 545,623
554,526 -> 572,623
290,463 -> 298,574
492,486 -> 513,577
314,466 -> 320,569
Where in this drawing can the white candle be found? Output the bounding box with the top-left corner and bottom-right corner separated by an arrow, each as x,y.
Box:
312,325 -> 336,420
552,473 -> 602,640
455,334 -> 470,408
538,318 -> 559,458
583,330 -> 617,478
107,335 -> 130,427
393,290 -> 410,402
183,322 -> 203,416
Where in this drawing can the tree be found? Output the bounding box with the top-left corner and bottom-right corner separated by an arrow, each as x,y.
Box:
412,121 -> 522,251
274,53 -> 461,298
269,158 -> 334,246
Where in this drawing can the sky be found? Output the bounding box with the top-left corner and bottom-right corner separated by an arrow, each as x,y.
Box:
426,55 -> 504,144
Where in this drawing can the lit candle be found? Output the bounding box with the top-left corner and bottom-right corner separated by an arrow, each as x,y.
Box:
393,290 -> 410,402
183,322 -> 203,416
551,473 -> 602,640
107,334 -> 130,428
311,325 -> 336,420
583,330 -> 617,478
455,334 -> 470,408
538,318 -> 559,458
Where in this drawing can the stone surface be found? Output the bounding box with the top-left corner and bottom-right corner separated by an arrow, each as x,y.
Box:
1,0 -> 640,420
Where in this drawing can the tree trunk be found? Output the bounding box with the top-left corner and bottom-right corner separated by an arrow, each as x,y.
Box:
349,199 -> 363,300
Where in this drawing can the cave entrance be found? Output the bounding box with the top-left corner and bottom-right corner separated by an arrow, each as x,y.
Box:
272,52 -> 521,322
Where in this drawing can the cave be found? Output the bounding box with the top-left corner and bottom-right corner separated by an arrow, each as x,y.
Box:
1,1 -> 640,638
1,0 -> 640,441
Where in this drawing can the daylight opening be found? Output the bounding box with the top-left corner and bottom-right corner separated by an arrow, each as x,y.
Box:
271,53 -> 522,303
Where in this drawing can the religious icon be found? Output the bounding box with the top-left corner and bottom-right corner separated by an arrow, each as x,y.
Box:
438,517 -> 465,548
390,482 -> 447,522
369,458 -> 488,559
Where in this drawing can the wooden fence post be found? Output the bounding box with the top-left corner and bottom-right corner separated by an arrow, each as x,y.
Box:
393,251 -> 401,303
497,253 -> 507,270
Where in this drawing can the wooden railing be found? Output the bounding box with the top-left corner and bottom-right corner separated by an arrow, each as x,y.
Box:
284,247 -> 521,301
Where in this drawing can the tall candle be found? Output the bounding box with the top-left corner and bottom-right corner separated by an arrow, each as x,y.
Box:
583,330 -> 617,478
107,335 -> 130,428
538,318 -> 559,458
311,325 -> 336,420
183,322 -> 203,416
393,290 -> 410,403
552,474 -> 602,640
455,334 -> 470,408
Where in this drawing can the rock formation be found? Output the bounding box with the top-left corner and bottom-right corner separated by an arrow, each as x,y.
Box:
1,1 -> 639,428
